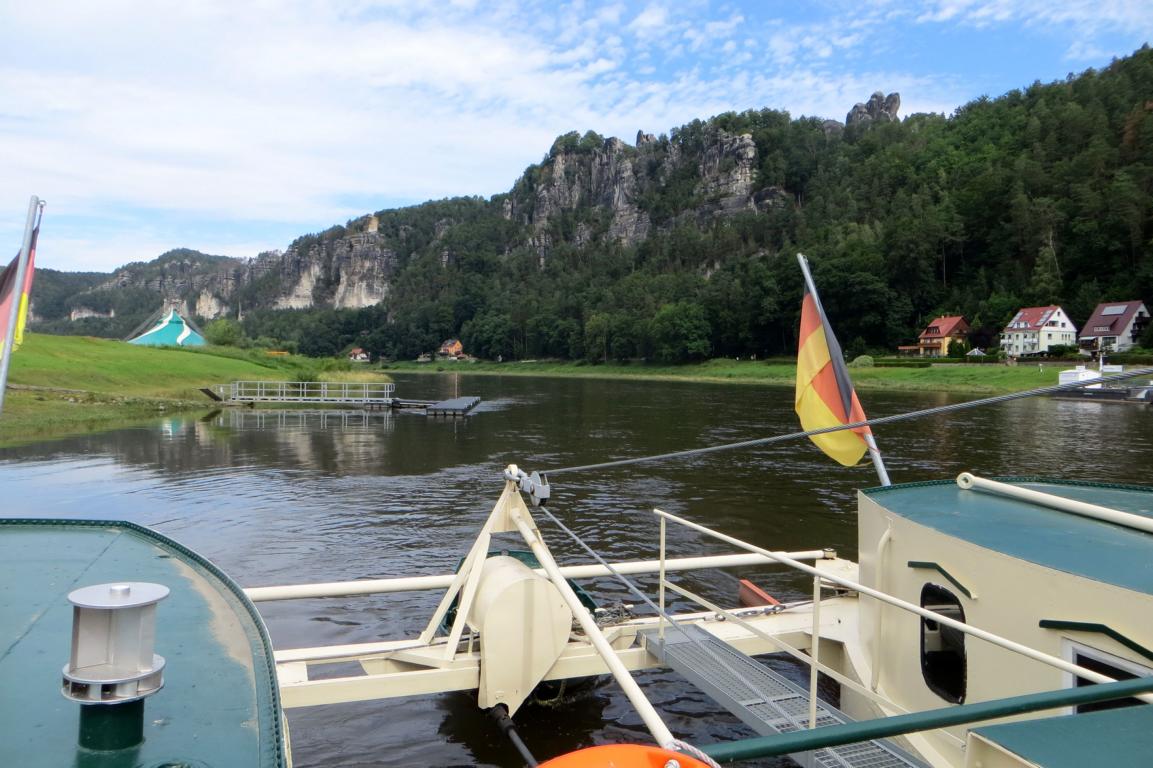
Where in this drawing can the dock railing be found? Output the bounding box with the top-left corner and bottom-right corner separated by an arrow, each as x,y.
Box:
222,380 -> 395,404
653,508 -> 1153,756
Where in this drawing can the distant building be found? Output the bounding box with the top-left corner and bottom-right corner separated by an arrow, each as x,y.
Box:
1000,306 -> 1076,357
126,309 -> 205,347
438,339 -> 464,358
347,347 -> 370,362
1077,301 -> 1150,355
913,315 -> 969,357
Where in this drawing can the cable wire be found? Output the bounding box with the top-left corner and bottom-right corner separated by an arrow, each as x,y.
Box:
545,366 -> 1153,476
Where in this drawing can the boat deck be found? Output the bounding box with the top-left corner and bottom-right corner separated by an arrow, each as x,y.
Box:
0,519 -> 285,767
864,479 -> 1153,596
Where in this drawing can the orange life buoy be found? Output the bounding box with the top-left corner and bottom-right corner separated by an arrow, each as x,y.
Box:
539,743 -> 712,767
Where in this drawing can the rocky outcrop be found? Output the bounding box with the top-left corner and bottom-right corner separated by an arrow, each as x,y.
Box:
847,92 -> 901,126
696,132 -> 757,212
509,126 -> 768,262
69,307 -> 115,321
73,233 -> 398,320
269,232 -> 396,310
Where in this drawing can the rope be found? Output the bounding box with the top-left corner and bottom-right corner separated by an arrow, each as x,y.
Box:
545,366 -> 1153,476
670,738 -> 724,768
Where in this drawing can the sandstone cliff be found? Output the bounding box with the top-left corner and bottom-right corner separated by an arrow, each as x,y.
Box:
54,94 -> 898,325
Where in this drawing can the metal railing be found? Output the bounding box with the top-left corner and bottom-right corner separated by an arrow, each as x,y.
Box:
653,496 -> 1153,757
222,380 -> 395,404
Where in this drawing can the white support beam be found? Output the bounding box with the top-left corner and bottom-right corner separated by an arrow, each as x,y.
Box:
245,551 -> 829,602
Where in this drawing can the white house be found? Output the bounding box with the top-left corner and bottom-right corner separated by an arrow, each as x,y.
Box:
1000,305 -> 1077,357
1078,300 -> 1150,355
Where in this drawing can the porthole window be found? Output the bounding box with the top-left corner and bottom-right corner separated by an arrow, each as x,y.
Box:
921,583 -> 966,703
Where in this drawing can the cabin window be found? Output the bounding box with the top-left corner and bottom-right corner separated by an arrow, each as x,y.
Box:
921,584 -> 966,703
1065,642 -> 1152,714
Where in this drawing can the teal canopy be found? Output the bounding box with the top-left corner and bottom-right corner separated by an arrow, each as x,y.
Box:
128,309 -> 205,346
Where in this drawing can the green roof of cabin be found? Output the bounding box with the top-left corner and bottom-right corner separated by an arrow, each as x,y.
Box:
973,706 -> 1153,768
863,479 -> 1153,596
0,519 -> 285,767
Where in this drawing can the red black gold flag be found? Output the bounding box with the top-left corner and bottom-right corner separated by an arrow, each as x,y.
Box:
0,225 -> 37,355
794,283 -> 871,466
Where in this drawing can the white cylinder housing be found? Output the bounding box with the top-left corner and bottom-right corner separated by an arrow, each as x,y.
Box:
468,556 -> 573,714
62,581 -> 169,703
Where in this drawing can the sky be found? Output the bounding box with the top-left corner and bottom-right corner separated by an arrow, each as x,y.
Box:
1,1 -> 1151,273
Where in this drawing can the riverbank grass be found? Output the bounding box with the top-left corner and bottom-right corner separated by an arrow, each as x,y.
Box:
383,357 -> 1070,394
0,334 -> 391,444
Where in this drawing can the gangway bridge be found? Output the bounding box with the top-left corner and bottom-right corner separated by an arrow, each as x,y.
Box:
201,381 -> 479,416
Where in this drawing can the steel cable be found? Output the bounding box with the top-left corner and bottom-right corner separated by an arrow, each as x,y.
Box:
545,366 -> 1153,476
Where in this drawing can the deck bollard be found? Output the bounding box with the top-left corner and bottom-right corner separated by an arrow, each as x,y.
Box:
62,582 -> 169,751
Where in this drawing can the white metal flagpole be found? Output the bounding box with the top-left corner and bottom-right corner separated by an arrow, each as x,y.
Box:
0,195 -> 42,418
796,253 -> 891,486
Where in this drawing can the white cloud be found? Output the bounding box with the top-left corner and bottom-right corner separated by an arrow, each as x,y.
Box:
0,0 -> 1147,271
914,0 -> 1153,32
628,4 -> 670,36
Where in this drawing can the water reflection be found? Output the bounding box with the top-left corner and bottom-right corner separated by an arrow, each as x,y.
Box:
2,374 -> 1152,766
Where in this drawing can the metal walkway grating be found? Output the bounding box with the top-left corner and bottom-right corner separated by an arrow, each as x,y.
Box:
643,624 -> 925,768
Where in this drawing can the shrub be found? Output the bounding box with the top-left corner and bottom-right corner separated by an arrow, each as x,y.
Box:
848,354 -> 874,368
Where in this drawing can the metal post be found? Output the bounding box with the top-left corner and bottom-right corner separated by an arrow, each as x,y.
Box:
0,196 -> 41,417
659,515 -> 667,641
809,574 -> 821,729
870,526 -> 892,692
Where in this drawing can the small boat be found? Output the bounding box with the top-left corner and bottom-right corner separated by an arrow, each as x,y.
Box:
1053,364 -> 1153,404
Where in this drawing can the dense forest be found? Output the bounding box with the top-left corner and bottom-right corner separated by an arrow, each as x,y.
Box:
38,46 -> 1153,361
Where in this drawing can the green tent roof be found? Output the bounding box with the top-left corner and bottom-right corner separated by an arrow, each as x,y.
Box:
128,309 -> 205,346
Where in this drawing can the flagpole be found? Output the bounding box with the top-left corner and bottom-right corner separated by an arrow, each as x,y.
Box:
796,253 -> 891,486
0,195 -> 42,417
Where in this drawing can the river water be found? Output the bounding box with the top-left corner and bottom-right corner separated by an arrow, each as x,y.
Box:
2,373 -> 1151,767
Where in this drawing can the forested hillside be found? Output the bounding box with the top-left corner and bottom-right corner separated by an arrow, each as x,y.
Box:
39,46 -> 1153,361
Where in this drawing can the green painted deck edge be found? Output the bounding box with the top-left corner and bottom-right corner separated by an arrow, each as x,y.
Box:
0,517 -> 287,768
1039,619 -> 1153,664
700,677 -> 1153,762
907,561 -> 973,599
863,476 -> 1153,496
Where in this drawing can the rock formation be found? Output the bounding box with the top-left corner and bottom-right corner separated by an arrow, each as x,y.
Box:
846,91 -> 901,126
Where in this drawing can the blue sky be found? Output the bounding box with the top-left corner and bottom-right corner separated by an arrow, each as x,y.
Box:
2,1 -> 1150,273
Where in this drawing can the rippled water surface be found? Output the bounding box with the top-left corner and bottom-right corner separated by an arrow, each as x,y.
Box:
3,373 -> 1152,766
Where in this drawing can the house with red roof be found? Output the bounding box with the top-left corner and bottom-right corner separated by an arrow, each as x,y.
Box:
1077,301 -> 1150,355
1000,305 -> 1077,357
911,315 -> 970,357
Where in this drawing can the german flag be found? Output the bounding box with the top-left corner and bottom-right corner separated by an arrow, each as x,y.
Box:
795,282 -> 870,466
0,224 -> 37,356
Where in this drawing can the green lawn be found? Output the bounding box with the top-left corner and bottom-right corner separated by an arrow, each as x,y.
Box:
0,334 -> 389,444
384,357 -> 1072,394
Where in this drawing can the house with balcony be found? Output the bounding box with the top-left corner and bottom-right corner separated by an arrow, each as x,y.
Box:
1077,300 -> 1150,355
910,315 -> 969,357
1000,306 -> 1077,357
